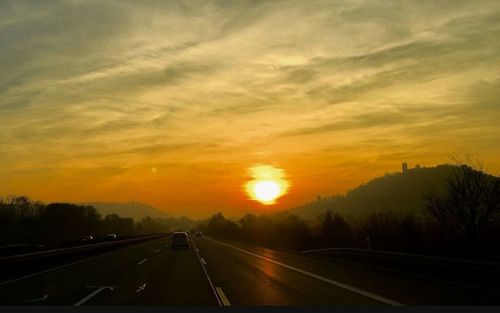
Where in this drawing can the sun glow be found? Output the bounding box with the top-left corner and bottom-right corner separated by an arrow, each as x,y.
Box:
245,165 -> 290,205
254,180 -> 281,202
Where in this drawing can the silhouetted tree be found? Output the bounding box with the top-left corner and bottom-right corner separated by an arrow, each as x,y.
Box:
239,214 -> 259,243
0,196 -> 43,224
358,211 -> 398,250
39,203 -> 102,242
103,214 -> 134,235
322,210 -> 334,233
321,211 -> 351,247
423,160 -> 500,246
136,216 -> 163,234
203,213 -> 240,239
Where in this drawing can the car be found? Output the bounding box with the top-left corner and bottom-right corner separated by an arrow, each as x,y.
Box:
82,235 -> 94,242
194,231 -> 203,237
171,232 -> 189,249
107,233 -> 118,240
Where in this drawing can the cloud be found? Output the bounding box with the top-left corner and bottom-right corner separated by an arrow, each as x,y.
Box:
1,0 -> 499,215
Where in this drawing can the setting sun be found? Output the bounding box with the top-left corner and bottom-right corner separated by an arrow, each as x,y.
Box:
254,180 -> 281,203
245,165 -> 290,205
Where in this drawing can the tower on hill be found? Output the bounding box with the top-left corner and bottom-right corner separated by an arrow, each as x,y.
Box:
402,162 -> 408,173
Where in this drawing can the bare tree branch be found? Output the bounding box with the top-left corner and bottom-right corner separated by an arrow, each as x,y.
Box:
423,157 -> 500,243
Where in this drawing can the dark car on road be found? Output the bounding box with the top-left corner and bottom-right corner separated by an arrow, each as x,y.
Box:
81,235 -> 94,242
171,232 -> 189,249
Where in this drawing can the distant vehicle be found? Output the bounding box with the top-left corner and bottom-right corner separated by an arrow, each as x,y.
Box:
194,231 -> 203,237
82,235 -> 94,242
107,233 -> 118,240
171,232 -> 189,249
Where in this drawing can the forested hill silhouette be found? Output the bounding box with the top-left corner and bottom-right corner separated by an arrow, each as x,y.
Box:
287,164 -> 490,219
81,201 -> 171,221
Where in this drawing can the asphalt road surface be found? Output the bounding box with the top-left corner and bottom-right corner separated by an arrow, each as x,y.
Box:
0,235 -> 498,305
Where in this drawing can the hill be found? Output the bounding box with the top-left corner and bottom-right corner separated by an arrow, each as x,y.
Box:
81,201 -> 171,220
286,164 -> 455,219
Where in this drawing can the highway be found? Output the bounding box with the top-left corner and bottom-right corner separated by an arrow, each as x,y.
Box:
0,235 -> 498,305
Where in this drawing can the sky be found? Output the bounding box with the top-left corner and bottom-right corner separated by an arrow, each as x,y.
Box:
1,0 -> 499,218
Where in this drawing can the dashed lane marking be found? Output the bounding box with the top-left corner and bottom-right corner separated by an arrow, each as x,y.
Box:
136,283 -> 147,292
74,286 -> 114,306
192,242 -> 222,306
215,287 -> 231,306
0,240 -> 161,286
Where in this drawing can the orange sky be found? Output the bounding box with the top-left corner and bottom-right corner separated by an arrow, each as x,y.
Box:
1,1 -> 500,218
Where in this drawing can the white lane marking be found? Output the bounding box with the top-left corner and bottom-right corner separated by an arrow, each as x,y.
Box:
136,283 -> 147,292
24,295 -> 48,303
192,243 -> 222,306
0,239 -> 163,286
205,236 -> 404,306
155,248 -> 162,253
137,258 -> 149,266
74,286 -> 114,306
200,257 -> 207,265
215,287 -> 231,306
196,248 -> 200,253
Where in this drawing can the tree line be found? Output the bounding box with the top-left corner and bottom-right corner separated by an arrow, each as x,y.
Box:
198,162 -> 500,261
1,160 -> 498,260
0,197 -> 192,247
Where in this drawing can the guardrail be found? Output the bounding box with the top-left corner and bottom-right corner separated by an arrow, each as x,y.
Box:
301,247 -> 500,290
0,234 -> 167,264
301,247 -> 500,270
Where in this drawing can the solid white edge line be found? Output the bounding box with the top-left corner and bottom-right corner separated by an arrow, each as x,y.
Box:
192,242 -> 222,306
0,238 -> 163,286
205,236 -> 404,306
201,257 -> 207,265
215,287 -> 231,306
